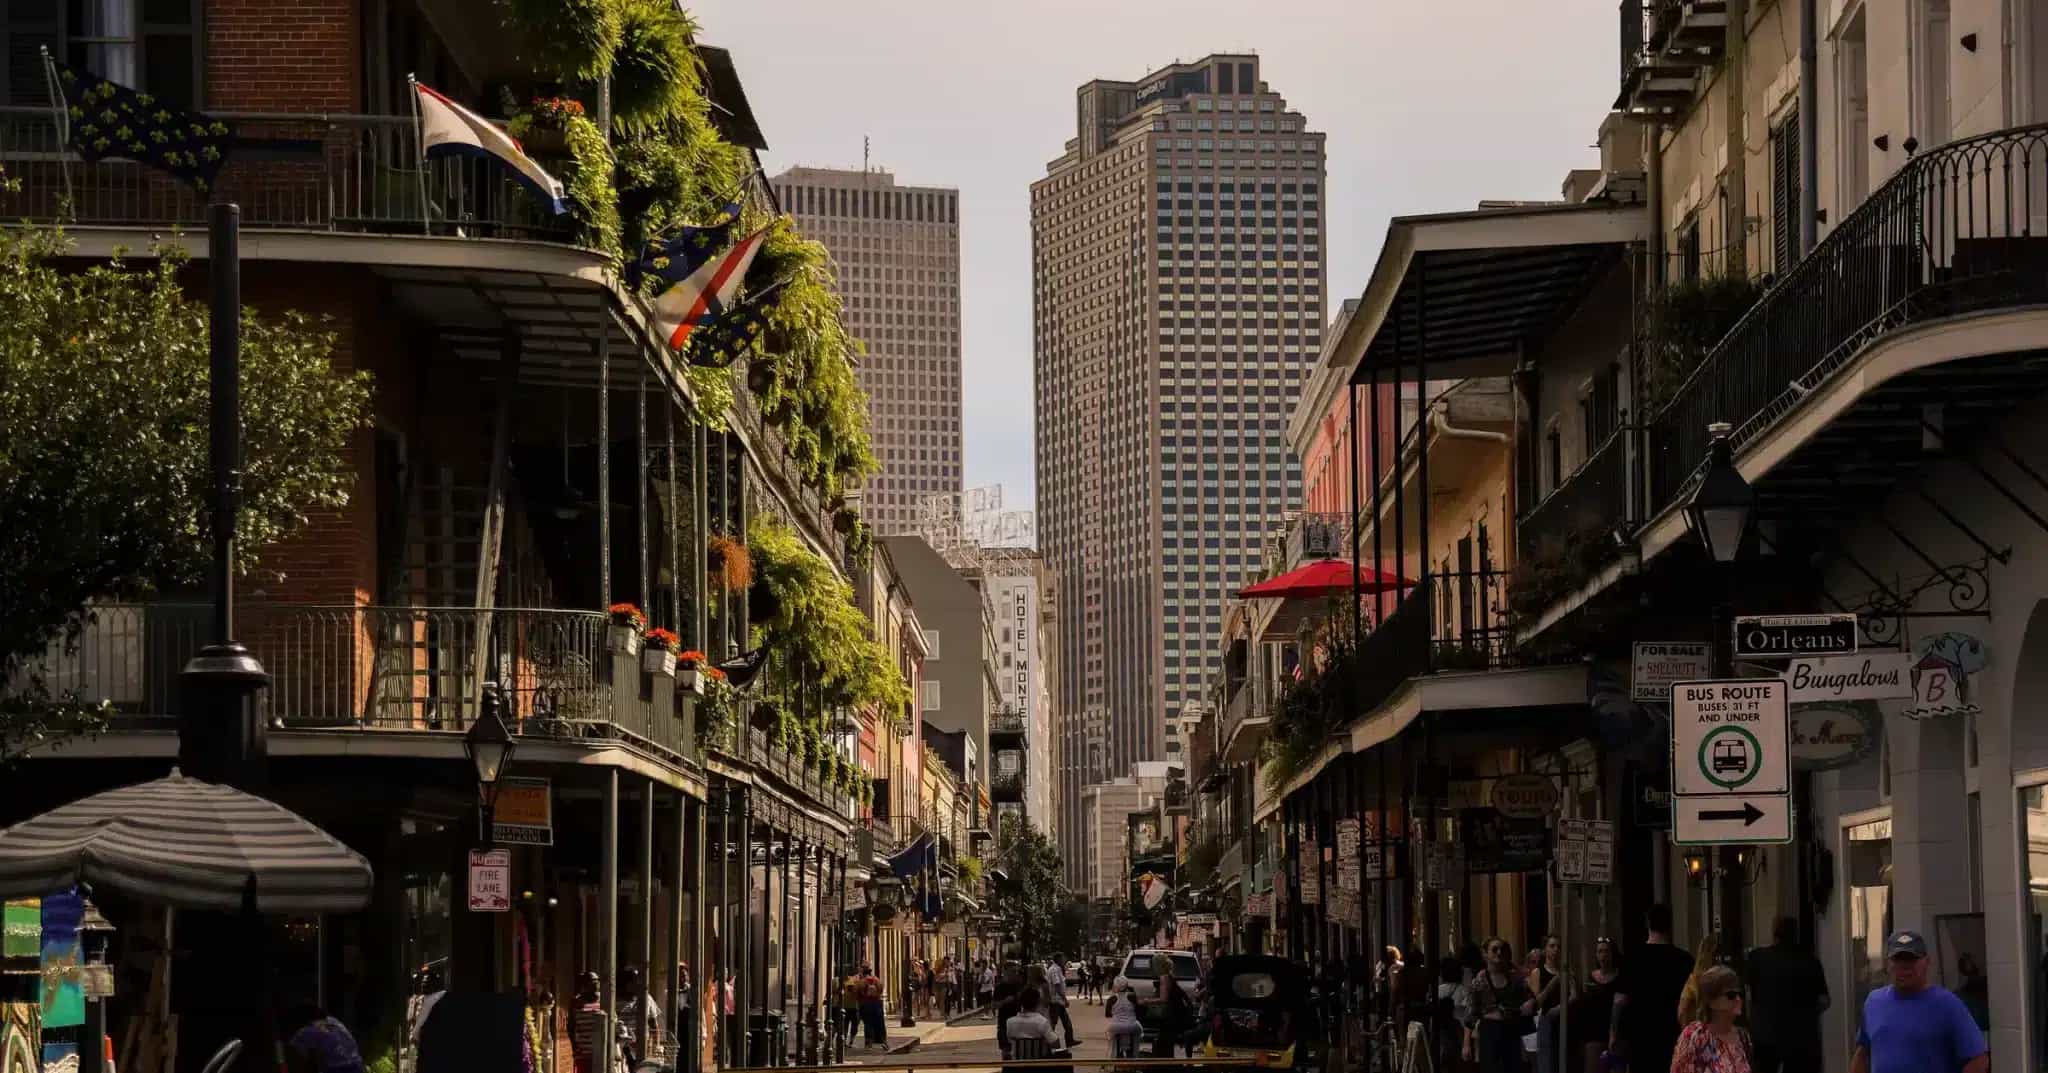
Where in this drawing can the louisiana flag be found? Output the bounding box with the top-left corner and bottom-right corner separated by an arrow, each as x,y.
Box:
630,203 -> 742,292
48,58 -> 231,190
650,225 -> 769,352
413,79 -> 566,214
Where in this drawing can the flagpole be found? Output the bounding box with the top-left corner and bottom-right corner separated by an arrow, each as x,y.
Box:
407,73 -> 430,235
38,47 -> 74,210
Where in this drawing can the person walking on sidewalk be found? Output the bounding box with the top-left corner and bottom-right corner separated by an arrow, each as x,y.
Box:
1851,931 -> 1988,1073
1613,903 -> 1695,1073
1745,917 -> 1829,1073
1043,958 -> 1078,1047
1670,965 -> 1753,1073
859,964 -> 889,1048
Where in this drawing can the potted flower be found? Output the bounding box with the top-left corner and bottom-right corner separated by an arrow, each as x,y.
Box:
675,649 -> 709,695
641,627 -> 680,675
608,603 -> 646,654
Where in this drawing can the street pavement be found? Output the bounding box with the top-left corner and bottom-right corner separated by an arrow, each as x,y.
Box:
838,993 -> 1120,1066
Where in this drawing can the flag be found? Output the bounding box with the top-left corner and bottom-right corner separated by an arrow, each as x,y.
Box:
684,293 -> 773,369
413,80 -> 566,215
47,58 -> 230,191
650,226 -> 769,352
630,203 -> 741,291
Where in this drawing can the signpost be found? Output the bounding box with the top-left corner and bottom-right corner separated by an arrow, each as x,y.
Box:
1672,679 -> 1792,845
467,848 -> 512,912
490,776 -> 554,845
1732,614 -> 1858,660
1633,642 -> 1714,701
1556,819 -> 1616,884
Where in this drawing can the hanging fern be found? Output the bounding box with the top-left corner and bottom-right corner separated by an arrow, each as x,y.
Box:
609,0 -> 703,135
497,0 -> 622,81
748,514 -> 910,717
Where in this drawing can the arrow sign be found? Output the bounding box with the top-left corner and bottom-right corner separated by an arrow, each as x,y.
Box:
1698,802 -> 1765,825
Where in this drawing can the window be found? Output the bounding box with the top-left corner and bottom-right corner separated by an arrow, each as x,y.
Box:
922,681 -> 942,710
5,0 -> 201,107
923,629 -> 940,659
1546,423 -> 1564,491
1769,115 -> 1802,274
1835,7 -> 1871,215
1916,0 -> 1952,147
1676,214 -> 1702,282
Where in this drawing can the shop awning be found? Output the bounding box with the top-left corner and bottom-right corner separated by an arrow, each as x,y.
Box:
1238,559 -> 1410,601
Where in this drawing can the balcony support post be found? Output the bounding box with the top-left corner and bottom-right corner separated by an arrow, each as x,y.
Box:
1798,0 -> 1819,256
601,769 -> 620,1073
667,398 -> 680,633
1392,306 -> 1406,624
693,419 -> 709,653
1417,261 -> 1432,672
600,336 -> 613,612
639,372 -> 651,614
667,787 -> 687,1073
639,780 -> 656,1053
1371,359 -> 1385,628
1348,381 -> 1363,648
472,331 -> 521,712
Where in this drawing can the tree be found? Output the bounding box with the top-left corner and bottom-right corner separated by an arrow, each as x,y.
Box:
986,816 -> 1068,962
0,223 -> 371,760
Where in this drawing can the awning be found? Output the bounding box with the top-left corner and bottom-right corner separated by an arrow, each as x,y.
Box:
1238,559 -> 1410,601
1328,201 -> 1648,385
0,771 -> 373,913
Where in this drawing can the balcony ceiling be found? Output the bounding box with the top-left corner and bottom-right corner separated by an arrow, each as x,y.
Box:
1333,202 -> 1647,385
372,264 -> 665,391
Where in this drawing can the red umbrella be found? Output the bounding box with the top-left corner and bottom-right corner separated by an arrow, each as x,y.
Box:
1237,559 -> 1411,600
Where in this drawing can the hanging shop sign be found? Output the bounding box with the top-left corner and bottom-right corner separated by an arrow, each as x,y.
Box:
1783,652 -> 1914,703
1732,614 -> 1859,660
490,777 -> 554,846
1298,836 -> 1321,905
1630,769 -> 1672,830
1902,632 -> 1988,721
467,849 -> 512,912
1790,701 -> 1883,770
1461,808 -> 1550,873
1633,642 -> 1714,701
1491,773 -> 1561,820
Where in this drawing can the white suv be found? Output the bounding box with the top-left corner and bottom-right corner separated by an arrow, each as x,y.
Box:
1112,948 -> 1202,1029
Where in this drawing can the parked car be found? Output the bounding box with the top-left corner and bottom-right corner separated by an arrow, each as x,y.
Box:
1111,948 -> 1202,1037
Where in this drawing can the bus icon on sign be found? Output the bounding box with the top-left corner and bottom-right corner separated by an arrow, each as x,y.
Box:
1712,738 -> 1748,774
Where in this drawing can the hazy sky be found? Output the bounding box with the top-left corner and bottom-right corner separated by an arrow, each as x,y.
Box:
702,1 -> 1621,514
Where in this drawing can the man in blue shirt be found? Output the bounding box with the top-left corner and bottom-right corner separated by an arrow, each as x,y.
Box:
1851,930 -> 1989,1073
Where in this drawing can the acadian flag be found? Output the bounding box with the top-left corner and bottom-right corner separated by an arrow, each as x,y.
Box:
412,79 -> 566,215
649,225 -> 770,352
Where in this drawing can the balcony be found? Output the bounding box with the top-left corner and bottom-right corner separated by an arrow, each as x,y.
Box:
1517,423 -> 1633,572
1645,123 -> 2048,525
17,603 -> 709,758
990,770 -> 1024,802
1220,678 -> 1269,765
0,108 -> 577,245
1282,512 -> 1351,569
989,707 -> 1027,745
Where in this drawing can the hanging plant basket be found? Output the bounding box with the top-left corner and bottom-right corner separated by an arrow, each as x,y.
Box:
833,508 -> 858,535
746,359 -> 775,396
708,533 -> 752,593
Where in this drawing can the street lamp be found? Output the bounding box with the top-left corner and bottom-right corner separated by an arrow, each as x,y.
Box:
466,683 -> 518,842
1683,422 -> 1755,564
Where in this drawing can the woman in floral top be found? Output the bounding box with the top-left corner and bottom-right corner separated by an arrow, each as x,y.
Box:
1670,965 -> 1751,1073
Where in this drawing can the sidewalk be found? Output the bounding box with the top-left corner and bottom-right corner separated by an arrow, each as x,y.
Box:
839,1013 -> 962,1060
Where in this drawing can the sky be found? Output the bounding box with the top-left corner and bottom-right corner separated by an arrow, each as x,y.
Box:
701,1 -> 1624,515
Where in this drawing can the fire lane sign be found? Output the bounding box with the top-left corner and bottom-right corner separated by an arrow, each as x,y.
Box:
1672,679 -> 1792,846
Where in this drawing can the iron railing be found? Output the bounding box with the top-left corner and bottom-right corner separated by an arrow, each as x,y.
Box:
989,709 -> 1027,739
1518,424 -> 1632,562
0,107 -> 577,243
14,603 -> 717,759
1648,122 -> 2048,513
990,771 -> 1025,799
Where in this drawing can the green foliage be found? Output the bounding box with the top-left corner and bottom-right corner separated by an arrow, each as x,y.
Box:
0,228 -> 370,760
956,854 -> 983,888
1642,274 -> 1765,412
748,514 -> 910,717
511,100 -> 620,263
1260,636 -> 1358,794
498,0 -> 622,81
684,364 -> 735,431
1505,521 -> 1620,623
986,818 -> 1069,962
609,0 -> 703,135
744,219 -> 878,499
697,673 -> 738,751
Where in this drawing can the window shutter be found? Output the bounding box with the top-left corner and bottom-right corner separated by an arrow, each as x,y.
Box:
1772,119 -> 1801,273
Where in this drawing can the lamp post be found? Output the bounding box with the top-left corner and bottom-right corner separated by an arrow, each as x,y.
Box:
466,683 -> 519,844
1682,421 -> 1756,957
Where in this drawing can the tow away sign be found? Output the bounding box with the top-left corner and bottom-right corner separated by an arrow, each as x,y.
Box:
1671,679 -> 1792,845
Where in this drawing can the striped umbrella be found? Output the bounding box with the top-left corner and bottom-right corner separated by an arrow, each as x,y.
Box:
0,770 -> 372,913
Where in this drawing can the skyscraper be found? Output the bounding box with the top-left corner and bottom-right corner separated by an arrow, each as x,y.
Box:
774,167 -> 963,534
1031,55 -> 1326,885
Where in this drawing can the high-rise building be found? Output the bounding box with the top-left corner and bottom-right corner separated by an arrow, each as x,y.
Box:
774,167 -> 963,534
1032,55 -> 1327,886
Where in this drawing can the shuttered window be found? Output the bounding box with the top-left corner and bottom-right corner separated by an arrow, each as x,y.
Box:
1771,115 -> 1801,274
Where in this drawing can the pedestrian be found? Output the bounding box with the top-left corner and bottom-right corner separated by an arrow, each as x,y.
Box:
937,956 -> 955,1017
1524,935 -> 1574,1073
907,957 -> 924,1022
1463,938 -> 1531,1073
721,971 -> 739,1067
1745,917 -> 1829,1073
1044,956 -> 1078,1046
1677,935 -> 1723,1026
1430,957 -> 1465,1073
569,971 -> 611,1073
981,961 -> 999,1008
839,969 -> 863,1045
616,966 -> 664,1068
1004,986 -> 1059,1060
1851,930 -> 1988,1073
1155,963 -> 1195,1059
674,962 -> 695,1069
1671,965 -> 1752,1073
859,963 -> 889,1047
1376,945 -> 1405,1020
1107,983 -> 1145,1059
280,1004 -> 366,1073
1613,904 -> 1696,1073
1568,936 -> 1622,1072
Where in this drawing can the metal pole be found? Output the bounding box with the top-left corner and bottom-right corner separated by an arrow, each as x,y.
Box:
719,789 -> 734,1068
207,203 -> 239,647
1416,262 -> 1430,666
599,338 -> 612,610
666,403 -> 680,632
639,373 -> 650,614
1348,381 -> 1363,647
1798,0 -> 1820,255
640,781 -> 656,1053
668,789 -> 688,1073
602,770 -> 620,1073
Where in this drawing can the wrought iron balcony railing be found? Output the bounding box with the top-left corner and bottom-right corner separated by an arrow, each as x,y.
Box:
1647,123 -> 2048,515
1518,422 -> 1633,566
0,107 -> 577,243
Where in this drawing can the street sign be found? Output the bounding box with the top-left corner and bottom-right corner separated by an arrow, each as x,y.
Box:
467,848 -> 511,912
1556,819 -> 1616,884
1672,679 -> 1789,797
1733,614 -> 1858,660
1584,821 -> 1615,884
490,776 -> 554,845
1633,642 -> 1713,701
1492,773 -> 1560,819
1674,795 -> 1792,844
1673,678 -> 1792,845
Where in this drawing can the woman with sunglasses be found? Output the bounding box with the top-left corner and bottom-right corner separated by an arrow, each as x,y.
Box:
1462,938 -> 1531,1073
1670,965 -> 1752,1073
